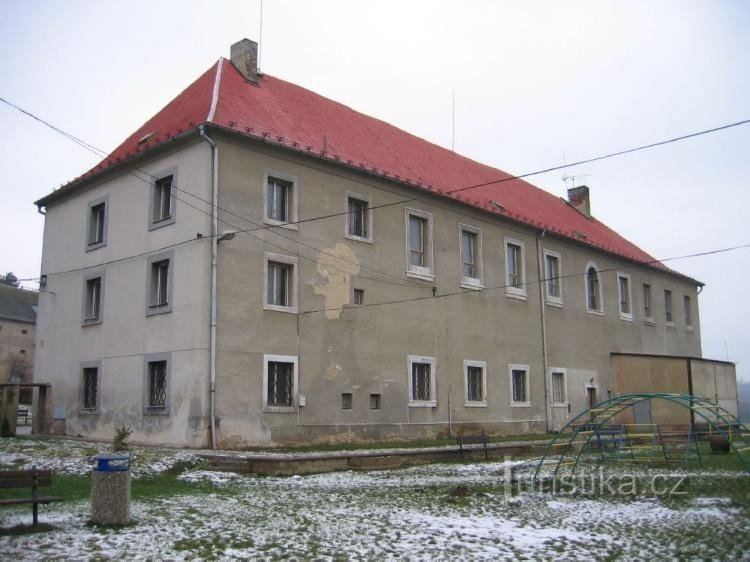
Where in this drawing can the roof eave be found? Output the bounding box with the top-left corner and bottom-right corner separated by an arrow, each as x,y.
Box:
34,127 -> 202,210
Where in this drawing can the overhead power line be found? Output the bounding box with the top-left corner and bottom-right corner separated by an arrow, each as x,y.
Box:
298,242 -> 750,316
3,93 -> 747,284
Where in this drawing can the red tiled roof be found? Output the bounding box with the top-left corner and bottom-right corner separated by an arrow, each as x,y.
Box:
57,58 -> 687,277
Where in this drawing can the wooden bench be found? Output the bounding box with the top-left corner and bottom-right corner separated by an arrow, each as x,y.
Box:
0,469 -> 62,525
457,435 -> 489,459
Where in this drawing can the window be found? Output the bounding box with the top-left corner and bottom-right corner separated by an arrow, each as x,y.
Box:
21,329 -> 27,334
505,238 -> 526,298
550,369 -> 567,405
544,250 -> 562,305
263,170 -> 297,228
405,209 -> 434,279
617,273 -> 632,320
509,364 -> 530,406
345,193 -> 372,242
146,254 -> 172,314
341,393 -> 353,409
464,360 -> 487,407
263,354 -> 298,412
369,393 -> 381,410
149,173 -> 176,229
684,295 -> 693,329
83,274 -> 103,325
585,262 -> 602,313
408,355 -> 437,406
353,288 -> 364,305
80,362 -> 100,413
459,225 -> 483,288
643,283 -> 653,322
86,196 -> 108,250
664,289 -> 673,324
146,360 -> 168,412
264,253 -> 298,313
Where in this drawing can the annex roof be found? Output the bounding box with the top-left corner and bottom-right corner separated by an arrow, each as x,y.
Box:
37,57 -> 695,282
0,284 -> 38,325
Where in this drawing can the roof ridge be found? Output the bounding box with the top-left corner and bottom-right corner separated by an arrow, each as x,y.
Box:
206,58 -> 224,123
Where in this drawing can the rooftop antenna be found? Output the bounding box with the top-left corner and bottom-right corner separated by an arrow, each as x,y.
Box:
258,0 -> 264,71
561,151 -> 590,189
451,88 -> 455,152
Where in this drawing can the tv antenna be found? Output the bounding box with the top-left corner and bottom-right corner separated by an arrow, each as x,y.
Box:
561,151 -> 590,188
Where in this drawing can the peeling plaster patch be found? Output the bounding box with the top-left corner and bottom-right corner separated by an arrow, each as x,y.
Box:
313,243 -> 360,319
324,361 -> 340,382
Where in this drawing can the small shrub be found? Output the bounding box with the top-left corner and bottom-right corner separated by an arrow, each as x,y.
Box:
112,426 -> 133,451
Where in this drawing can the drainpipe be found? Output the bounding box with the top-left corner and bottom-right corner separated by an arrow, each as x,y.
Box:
200,125 -> 219,449
536,234 -> 552,432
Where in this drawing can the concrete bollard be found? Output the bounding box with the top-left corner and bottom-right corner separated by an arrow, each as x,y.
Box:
91,455 -> 131,525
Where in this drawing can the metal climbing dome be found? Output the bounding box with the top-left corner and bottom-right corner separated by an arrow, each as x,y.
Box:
532,393 -> 750,482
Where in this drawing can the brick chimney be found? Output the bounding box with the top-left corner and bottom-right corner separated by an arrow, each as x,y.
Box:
567,185 -> 591,217
230,38 -> 260,83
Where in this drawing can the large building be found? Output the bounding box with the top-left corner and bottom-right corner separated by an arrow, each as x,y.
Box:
33,40 -> 705,448
0,283 -> 37,389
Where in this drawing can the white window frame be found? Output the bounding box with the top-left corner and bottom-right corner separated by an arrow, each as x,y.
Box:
263,169 -> 298,230
549,367 -> 568,407
263,252 -> 298,313
664,288 -> 674,327
148,167 -> 177,230
504,237 -> 526,299
344,190 -> 373,243
145,251 -> 174,316
508,364 -> 530,407
85,195 -> 109,252
463,359 -> 487,407
263,354 -> 299,413
405,208 -> 435,281
642,283 -> 655,324
584,261 -> 604,315
458,224 -> 483,289
684,294 -> 694,331
407,355 -> 437,407
543,249 -> 563,306
82,270 -> 105,326
617,272 -> 633,321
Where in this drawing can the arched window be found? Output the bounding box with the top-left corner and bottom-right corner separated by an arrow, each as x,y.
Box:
586,264 -> 602,312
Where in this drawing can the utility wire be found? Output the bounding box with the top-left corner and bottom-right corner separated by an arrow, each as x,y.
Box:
298,242 -> 750,316
1,95 -> 416,288
4,94 -> 748,283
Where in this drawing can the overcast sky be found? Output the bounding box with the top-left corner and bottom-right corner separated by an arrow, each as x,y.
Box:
1,1 -> 748,380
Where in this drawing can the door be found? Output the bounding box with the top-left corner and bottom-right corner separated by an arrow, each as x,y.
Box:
633,399 -> 652,425
587,386 -> 598,408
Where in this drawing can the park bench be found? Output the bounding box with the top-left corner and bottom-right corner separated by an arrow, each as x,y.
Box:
457,434 -> 489,459
0,469 -> 62,525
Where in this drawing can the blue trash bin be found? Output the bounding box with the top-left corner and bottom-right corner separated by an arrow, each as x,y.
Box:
94,454 -> 130,472
91,454 -> 131,524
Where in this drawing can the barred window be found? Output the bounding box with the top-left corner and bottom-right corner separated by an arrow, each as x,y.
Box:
466,365 -> 484,402
353,288 -> 364,305
82,367 -> 99,411
510,366 -> 529,404
267,361 -> 294,407
412,362 -> 431,401
551,371 -> 566,404
341,393 -> 353,410
148,360 -> 168,410
369,393 -> 381,410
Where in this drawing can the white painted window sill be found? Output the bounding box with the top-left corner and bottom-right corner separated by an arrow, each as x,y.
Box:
505,291 -> 527,301
460,280 -> 484,291
409,400 -> 437,408
585,308 -> 604,316
263,217 -> 298,230
545,299 -> 563,308
344,233 -> 373,244
263,304 -> 298,314
406,269 -> 435,282
510,402 -> 531,408
464,401 -> 487,408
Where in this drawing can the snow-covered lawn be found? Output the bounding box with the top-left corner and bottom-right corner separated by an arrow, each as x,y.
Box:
1,436 -> 749,560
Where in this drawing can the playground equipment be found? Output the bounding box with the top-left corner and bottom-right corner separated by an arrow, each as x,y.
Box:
532,393 -> 749,483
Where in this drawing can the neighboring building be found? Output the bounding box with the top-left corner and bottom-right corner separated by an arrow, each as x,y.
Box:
34,39 -> 709,448
0,284 -> 37,392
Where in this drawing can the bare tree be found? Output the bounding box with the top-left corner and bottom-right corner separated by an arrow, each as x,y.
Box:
0,272 -> 20,287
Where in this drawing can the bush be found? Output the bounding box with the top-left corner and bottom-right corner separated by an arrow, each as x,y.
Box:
112,426 -> 133,451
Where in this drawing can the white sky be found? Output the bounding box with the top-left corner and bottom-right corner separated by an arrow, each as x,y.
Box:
1,1 -> 748,380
